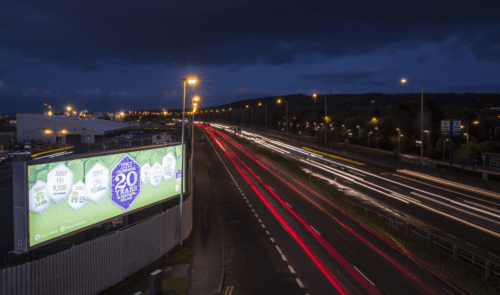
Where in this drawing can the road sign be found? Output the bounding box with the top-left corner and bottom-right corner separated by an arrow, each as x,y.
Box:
348,132 -> 352,138
415,140 -> 422,147
441,120 -> 461,136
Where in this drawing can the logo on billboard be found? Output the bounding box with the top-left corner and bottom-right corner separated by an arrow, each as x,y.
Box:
111,155 -> 141,210
176,169 -> 182,184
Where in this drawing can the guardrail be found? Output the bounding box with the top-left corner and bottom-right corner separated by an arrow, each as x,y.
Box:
350,202 -> 500,280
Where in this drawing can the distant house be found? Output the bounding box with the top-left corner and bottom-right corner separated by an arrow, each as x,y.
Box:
0,132 -> 10,150
485,118 -> 500,142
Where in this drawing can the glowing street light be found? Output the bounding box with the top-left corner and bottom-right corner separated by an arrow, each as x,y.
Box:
401,77 -> 424,162
180,76 -> 197,246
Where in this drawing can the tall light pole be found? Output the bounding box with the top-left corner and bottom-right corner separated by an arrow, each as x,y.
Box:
192,96 -> 199,181
424,130 -> 430,155
442,138 -> 448,170
397,128 -> 401,154
324,95 -> 328,144
464,133 -> 469,159
258,102 -> 267,129
180,77 -> 197,246
246,105 -> 253,127
401,78 -> 424,162
368,131 -> 372,148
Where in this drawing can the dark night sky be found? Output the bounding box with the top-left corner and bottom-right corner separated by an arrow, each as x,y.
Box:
1,0 -> 499,114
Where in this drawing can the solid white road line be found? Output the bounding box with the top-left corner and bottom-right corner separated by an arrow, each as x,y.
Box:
354,266 -> 375,286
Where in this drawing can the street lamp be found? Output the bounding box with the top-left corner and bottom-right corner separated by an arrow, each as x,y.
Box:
246,105 -> 253,127
397,128 -> 401,154
401,78 -> 424,162
313,93 -> 317,103
191,96 -> 199,181
464,133 -> 469,159
375,127 -> 378,133
424,130 -> 430,154
368,131 -> 372,148
442,138 -> 449,170
258,102 -> 267,129
277,98 -> 288,133
180,76 -> 197,246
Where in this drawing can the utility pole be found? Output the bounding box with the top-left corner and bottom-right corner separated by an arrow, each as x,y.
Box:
286,101 -> 288,133
325,95 -> 327,144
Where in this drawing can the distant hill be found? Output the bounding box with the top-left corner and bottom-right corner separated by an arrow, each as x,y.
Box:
207,93 -> 500,112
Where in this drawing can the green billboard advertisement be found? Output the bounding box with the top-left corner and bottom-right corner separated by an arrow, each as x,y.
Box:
26,144 -> 185,248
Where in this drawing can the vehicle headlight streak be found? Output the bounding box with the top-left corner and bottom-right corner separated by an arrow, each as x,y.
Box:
301,157 -> 500,238
223,126 -> 500,238
208,126 -> 441,295
202,126 -> 351,295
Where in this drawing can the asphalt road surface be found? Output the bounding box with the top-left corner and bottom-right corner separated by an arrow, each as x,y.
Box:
225,127 -> 500,261
200,124 -> 464,295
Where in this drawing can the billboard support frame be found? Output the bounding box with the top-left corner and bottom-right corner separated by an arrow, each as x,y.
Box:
13,142 -> 186,253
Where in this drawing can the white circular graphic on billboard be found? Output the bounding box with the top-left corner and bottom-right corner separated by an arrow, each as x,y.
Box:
85,162 -> 109,205
150,162 -> 162,188
46,163 -> 74,205
68,180 -> 87,213
141,163 -> 151,184
162,152 -> 176,183
29,180 -> 51,215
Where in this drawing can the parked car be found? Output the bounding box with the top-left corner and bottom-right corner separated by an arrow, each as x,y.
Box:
0,154 -> 9,163
24,144 -> 32,149
9,149 -> 31,157
97,217 -> 124,230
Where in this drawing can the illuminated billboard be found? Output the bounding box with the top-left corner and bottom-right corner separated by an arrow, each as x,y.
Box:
14,144 -> 185,251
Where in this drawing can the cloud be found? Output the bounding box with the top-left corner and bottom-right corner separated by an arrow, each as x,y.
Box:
449,84 -> 500,92
0,1 -> 499,69
297,70 -> 393,86
415,52 -> 432,63
74,88 -> 103,96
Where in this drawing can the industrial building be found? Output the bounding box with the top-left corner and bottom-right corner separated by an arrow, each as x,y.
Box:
17,114 -> 131,145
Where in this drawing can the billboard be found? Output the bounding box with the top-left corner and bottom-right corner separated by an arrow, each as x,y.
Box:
14,144 -> 185,251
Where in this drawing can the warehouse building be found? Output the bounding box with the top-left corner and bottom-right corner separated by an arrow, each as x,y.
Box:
17,114 -> 131,145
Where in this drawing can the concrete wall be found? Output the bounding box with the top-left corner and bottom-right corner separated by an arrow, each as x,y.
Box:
256,130 -> 500,193
17,115 -> 103,144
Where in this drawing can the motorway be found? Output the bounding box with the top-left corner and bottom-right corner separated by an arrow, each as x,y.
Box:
222,126 -> 500,259
199,124 -> 465,295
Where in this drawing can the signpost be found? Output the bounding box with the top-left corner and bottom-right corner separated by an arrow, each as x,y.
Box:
415,140 -> 422,147
441,120 -> 461,172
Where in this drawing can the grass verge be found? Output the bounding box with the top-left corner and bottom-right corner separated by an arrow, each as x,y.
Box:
222,130 -> 500,295
100,231 -> 194,295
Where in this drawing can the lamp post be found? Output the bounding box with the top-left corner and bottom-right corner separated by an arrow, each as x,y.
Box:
192,96 -> 199,180
464,133 -> 469,159
424,130 -> 430,155
180,77 -> 197,246
368,131 -> 372,148
397,128 -> 401,154
442,138 -> 448,170
324,95 -> 327,144
258,102 -> 267,129
277,98 -> 288,133
246,105 -> 253,127
401,78 -> 424,162
375,127 -> 378,133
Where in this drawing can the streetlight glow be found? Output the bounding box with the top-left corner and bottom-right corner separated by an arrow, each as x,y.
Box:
401,79 -> 407,83
187,78 -> 197,84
